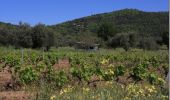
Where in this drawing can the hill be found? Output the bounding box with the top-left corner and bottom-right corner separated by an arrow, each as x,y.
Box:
51,9 -> 168,35
49,9 -> 168,49
0,9 -> 169,50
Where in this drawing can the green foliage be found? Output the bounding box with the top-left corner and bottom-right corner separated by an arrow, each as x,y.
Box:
32,24 -> 55,50
149,56 -> 160,68
46,53 -> 59,65
114,65 -> 125,77
55,71 -> 69,87
50,9 -> 168,50
162,32 -> 169,48
28,52 -> 42,65
109,32 -> 139,51
138,37 -> 159,50
2,54 -> 20,67
36,61 -> 46,72
148,73 -> 158,84
0,22 -> 55,50
70,66 -> 81,78
97,22 -> 117,41
147,73 -> 166,85
17,22 -> 33,48
19,66 -> 39,84
157,77 -> 166,85
42,65 -> 68,87
131,63 -> 148,80
101,68 -> 115,81
0,9 -> 168,50
70,66 -> 94,82
162,64 -> 169,75
0,47 -> 168,90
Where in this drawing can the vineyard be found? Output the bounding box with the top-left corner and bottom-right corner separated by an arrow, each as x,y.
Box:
0,47 -> 169,100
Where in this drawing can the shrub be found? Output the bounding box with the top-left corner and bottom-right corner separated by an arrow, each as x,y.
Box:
131,64 -> 148,81
114,65 -> 125,77
19,66 -> 39,84
148,73 -> 158,84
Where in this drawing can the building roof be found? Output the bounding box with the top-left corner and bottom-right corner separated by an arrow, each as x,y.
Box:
75,42 -> 100,46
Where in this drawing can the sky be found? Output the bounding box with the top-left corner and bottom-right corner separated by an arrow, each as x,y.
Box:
0,0 -> 168,26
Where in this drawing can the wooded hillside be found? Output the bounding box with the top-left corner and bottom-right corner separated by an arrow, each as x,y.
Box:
0,9 -> 169,50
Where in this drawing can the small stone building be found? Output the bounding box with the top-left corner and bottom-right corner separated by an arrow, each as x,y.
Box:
74,42 -> 100,51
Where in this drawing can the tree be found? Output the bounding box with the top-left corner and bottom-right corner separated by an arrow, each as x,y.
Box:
129,32 -> 139,48
45,28 -> 55,51
17,22 -> 33,48
0,28 -> 9,45
97,22 -> 117,41
32,24 -> 48,48
109,33 -> 131,51
162,32 -> 169,48
138,37 -> 159,50
32,23 -> 55,50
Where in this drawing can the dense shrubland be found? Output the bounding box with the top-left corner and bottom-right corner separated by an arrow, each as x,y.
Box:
0,9 -> 169,50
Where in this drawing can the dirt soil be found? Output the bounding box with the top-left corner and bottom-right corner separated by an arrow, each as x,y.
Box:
0,67 -> 32,100
0,91 -> 32,100
53,59 -> 70,72
0,67 -> 12,87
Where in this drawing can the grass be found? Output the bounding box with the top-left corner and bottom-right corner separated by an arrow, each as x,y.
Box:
29,81 -> 168,100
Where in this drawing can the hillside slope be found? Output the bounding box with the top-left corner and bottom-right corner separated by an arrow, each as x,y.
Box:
0,9 -> 169,50
50,9 -> 168,36
49,9 -> 168,49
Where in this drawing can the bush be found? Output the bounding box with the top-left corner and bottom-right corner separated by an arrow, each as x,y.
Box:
138,37 -> 159,50
131,64 -> 148,81
114,65 -> 125,77
148,73 -> 158,84
19,66 -> 39,84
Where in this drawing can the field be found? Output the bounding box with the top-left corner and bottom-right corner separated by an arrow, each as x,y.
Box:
0,47 -> 169,100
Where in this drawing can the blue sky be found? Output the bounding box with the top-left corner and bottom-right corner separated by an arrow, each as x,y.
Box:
0,0 -> 168,25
